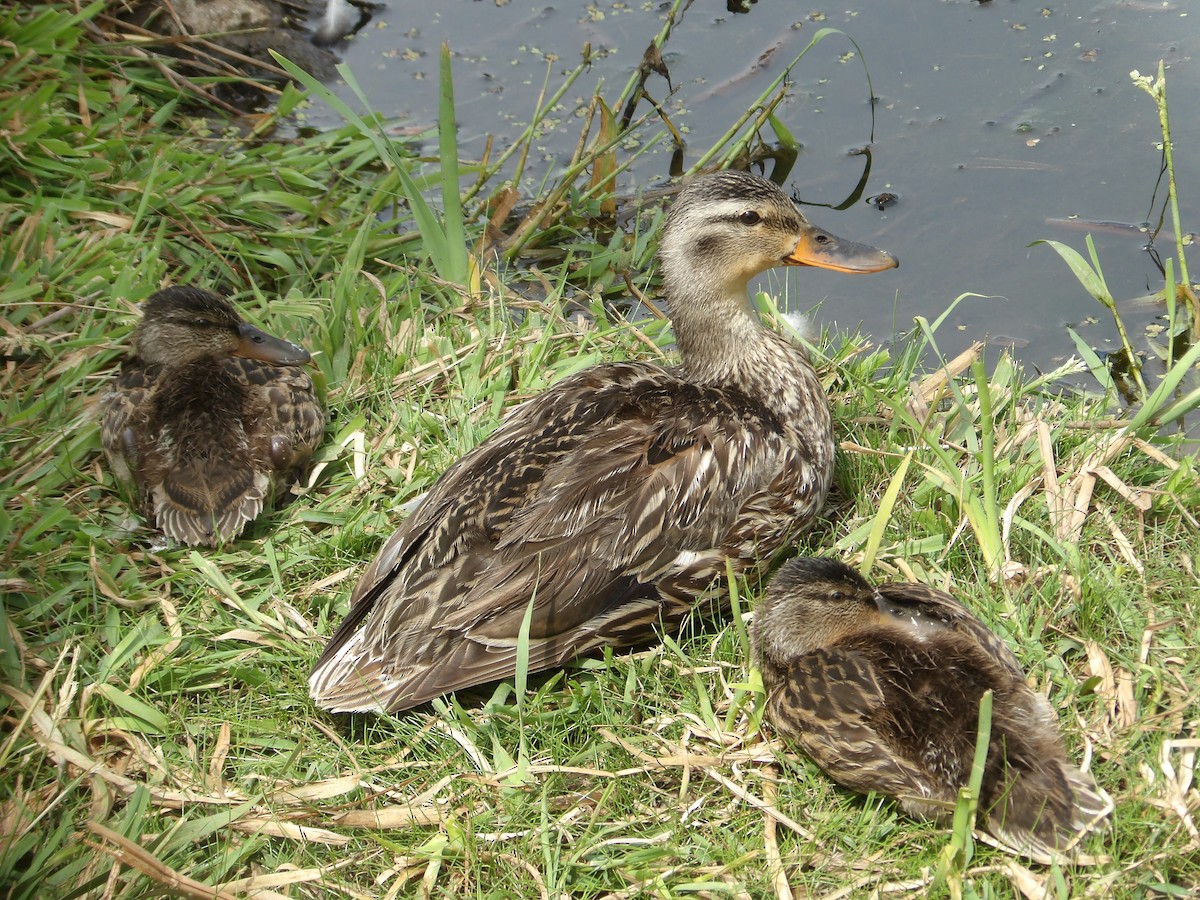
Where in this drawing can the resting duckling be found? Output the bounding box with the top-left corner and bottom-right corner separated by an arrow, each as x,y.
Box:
754,557 -> 1112,863
101,286 -> 325,546
309,169 -> 897,713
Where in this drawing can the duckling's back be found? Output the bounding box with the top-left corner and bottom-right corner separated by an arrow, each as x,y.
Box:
783,626 -> 1109,862
103,355 -> 322,545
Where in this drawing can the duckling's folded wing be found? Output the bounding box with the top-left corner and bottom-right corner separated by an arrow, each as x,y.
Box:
100,365 -> 158,487
234,359 -> 326,467
986,760 -> 1113,865
769,647 -> 940,805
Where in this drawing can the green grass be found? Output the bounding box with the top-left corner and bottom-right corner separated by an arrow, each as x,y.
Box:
2,4 -> 1199,898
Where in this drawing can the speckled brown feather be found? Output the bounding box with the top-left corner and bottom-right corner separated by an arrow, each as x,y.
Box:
100,287 -> 324,546
755,558 -> 1112,863
311,364 -> 828,711
309,171 -> 898,713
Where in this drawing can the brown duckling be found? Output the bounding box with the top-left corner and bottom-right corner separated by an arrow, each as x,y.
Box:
101,286 -> 325,546
308,170 -> 897,713
754,557 -> 1112,863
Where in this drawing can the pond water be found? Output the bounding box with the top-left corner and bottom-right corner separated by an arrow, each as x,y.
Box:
311,0 -> 1199,380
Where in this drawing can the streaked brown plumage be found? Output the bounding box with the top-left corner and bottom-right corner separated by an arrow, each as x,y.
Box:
755,557 -> 1112,863
309,170 -> 898,714
100,286 -> 325,546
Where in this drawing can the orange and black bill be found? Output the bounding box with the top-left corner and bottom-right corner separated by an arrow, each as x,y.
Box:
785,226 -> 899,274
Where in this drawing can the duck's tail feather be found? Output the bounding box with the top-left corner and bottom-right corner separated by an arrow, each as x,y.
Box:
152,466 -> 268,546
986,762 -> 1113,865
308,627 -> 400,713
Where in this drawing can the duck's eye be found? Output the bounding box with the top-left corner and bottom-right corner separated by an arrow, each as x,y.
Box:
738,210 -> 762,226
830,590 -> 845,601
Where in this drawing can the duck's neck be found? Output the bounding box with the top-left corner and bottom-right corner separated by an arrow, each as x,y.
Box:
665,271 -> 829,428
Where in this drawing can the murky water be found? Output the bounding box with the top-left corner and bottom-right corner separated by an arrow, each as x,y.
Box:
311,0 -> 1199,378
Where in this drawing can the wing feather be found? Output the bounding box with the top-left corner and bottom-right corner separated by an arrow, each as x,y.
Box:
100,364 -> 158,488
309,363 -> 798,712
767,647 -> 946,807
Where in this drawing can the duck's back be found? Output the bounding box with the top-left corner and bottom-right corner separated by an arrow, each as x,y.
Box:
772,627 -> 1106,859
849,631 -> 1045,799
310,360 -> 831,713
873,630 -> 1106,858
102,356 -> 322,545
767,632 -> 999,803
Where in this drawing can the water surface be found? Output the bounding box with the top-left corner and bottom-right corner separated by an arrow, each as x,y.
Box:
314,0 -> 1199,378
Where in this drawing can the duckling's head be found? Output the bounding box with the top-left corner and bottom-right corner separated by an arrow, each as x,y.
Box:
755,557 -> 882,665
658,170 -> 898,313
133,286 -> 311,367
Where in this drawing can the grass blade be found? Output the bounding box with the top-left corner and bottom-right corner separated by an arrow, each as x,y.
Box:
859,450 -> 912,573
437,42 -> 472,289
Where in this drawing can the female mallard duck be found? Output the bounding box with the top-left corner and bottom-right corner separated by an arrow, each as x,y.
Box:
101,286 -> 325,547
754,557 -> 1111,863
308,170 -> 898,713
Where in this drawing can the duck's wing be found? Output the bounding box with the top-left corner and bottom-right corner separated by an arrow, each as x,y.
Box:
235,358 -> 326,475
874,582 -> 1025,680
309,364 -> 791,713
100,363 -> 158,489
767,646 -> 948,810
